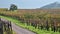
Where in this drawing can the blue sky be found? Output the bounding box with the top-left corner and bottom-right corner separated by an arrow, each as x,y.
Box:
0,0 -> 59,9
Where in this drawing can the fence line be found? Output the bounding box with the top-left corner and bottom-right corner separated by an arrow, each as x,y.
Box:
0,18 -> 12,34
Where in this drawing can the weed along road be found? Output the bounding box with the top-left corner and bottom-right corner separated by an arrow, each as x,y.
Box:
12,23 -> 36,34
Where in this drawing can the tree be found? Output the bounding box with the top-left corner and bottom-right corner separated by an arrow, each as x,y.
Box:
10,4 -> 18,11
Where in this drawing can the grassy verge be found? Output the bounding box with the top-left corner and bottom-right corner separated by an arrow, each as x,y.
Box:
0,16 -> 60,34
4,31 -> 16,34
13,31 -> 16,34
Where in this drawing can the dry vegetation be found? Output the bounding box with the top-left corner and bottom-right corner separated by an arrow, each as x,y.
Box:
0,9 -> 60,33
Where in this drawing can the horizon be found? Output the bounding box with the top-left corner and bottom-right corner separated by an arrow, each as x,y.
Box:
0,0 -> 60,9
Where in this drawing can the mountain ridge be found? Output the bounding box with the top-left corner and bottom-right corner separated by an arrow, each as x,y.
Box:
40,2 -> 60,9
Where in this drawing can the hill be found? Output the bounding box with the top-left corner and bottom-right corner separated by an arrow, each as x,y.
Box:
40,2 -> 60,9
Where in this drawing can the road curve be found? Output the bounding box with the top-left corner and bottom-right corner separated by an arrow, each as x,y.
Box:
12,23 -> 36,34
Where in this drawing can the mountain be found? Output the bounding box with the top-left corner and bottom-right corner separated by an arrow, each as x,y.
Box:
40,2 -> 60,9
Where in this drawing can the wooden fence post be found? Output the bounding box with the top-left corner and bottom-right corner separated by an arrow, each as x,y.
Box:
0,18 -> 3,34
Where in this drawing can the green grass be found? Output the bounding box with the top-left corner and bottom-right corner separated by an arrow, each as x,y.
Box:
4,31 -> 16,34
13,31 -> 16,34
0,16 -> 60,34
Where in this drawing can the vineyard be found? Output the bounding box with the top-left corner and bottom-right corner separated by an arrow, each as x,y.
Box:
0,9 -> 60,34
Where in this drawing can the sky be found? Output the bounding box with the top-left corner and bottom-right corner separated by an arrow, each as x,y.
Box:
0,0 -> 60,9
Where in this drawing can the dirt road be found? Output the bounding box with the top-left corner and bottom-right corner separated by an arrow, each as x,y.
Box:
12,23 -> 36,34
